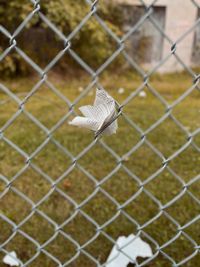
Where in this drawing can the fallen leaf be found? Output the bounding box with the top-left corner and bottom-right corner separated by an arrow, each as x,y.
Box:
63,179 -> 71,189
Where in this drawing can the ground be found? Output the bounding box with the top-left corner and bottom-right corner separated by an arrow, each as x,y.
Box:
0,69 -> 200,267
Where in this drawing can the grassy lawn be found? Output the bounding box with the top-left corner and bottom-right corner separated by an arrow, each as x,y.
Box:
0,70 -> 200,267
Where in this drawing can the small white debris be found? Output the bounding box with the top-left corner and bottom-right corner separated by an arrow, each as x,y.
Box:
88,90 -> 93,96
105,234 -> 153,267
69,88 -> 118,136
78,86 -> 84,92
118,88 -> 125,94
3,251 -> 20,266
122,155 -> 130,162
139,91 -> 147,98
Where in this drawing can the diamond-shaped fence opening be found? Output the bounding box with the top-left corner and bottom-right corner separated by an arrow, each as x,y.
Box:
0,0 -> 200,266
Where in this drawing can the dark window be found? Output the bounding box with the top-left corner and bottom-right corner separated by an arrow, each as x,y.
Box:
122,5 -> 166,64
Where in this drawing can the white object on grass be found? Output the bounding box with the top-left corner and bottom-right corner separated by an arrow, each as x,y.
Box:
139,91 -> 147,98
118,87 -> 125,94
78,86 -> 83,92
69,88 -> 118,135
3,251 -> 20,266
105,234 -> 153,267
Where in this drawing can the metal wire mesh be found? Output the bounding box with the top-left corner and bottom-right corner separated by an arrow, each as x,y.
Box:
0,0 -> 200,266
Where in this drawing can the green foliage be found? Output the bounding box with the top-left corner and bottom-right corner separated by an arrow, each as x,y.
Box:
0,49 -> 17,76
0,0 -> 122,76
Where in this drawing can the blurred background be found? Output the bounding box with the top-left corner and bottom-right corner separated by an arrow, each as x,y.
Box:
0,0 -> 199,76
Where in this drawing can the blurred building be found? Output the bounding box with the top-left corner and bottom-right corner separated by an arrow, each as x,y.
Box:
115,0 -> 200,72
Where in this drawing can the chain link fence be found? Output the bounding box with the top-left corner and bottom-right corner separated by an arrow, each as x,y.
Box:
0,0 -> 200,266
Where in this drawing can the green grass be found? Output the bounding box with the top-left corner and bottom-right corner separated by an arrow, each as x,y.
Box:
0,70 -> 200,267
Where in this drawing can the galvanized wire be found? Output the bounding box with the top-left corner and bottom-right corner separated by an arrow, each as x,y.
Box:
0,0 -> 200,266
